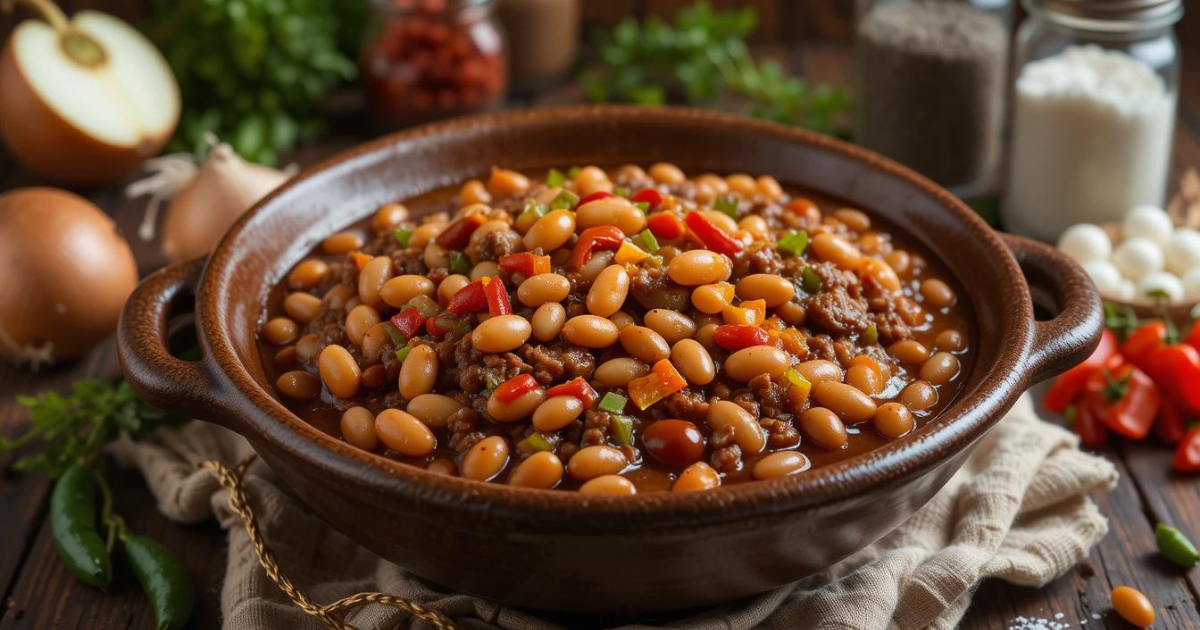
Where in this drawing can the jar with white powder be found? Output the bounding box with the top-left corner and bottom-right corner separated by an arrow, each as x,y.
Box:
1004,0 -> 1183,243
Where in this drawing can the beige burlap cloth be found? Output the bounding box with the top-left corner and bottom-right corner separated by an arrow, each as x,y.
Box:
112,394 -> 1117,630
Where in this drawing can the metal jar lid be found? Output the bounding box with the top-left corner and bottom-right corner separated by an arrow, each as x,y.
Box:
1031,0 -> 1184,27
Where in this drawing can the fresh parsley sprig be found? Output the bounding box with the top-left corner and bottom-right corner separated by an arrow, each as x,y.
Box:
581,1 -> 851,135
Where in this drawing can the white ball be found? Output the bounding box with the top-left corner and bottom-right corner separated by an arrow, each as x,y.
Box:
1057,223 -> 1112,263
1111,237 -> 1164,282
1122,205 -> 1174,245
1165,228 -> 1200,275
1137,271 -> 1184,302
1081,260 -> 1123,296
1183,268 -> 1200,300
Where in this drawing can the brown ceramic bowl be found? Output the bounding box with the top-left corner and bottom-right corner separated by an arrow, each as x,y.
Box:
118,106 -> 1102,613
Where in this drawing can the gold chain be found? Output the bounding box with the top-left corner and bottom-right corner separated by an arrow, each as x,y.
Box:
201,458 -> 458,630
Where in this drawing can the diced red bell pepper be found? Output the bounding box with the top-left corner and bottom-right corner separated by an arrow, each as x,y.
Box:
435,213 -> 487,251
493,374 -> 541,403
569,226 -> 625,270
1081,364 -> 1160,440
786,197 -> 820,217
631,188 -> 663,211
575,191 -> 614,208
1173,427 -> 1200,472
1144,343 -> 1200,415
684,211 -> 744,256
447,280 -> 487,314
646,213 -> 686,240
544,376 -> 599,408
499,252 -> 551,276
481,276 -> 512,316
1071,401 -> 1109,449
1043,328 -> 1119,413
1156,400 -> 1190,444
1122,321 -> 1167,368
714,325 -> 771,351
389,307 -> 425,340
425,316 -> 447,339
628,359 -> 688,410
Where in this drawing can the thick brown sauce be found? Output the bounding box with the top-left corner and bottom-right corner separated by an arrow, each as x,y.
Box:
259,176 -> 973,492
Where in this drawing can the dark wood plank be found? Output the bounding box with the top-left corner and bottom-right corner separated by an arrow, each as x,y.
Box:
779,0 -> 854,43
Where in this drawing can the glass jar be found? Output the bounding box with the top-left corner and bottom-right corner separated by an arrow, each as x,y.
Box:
854,0 -> 1013,198
1004,0 -> 1183,242
361,0 -> 508,129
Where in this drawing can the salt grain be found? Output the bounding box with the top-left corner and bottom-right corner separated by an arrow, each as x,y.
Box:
1008,614 -> 1072,630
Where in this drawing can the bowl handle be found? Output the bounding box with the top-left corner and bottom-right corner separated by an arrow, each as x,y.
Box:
117,257 -> 240,425
1000,233 -> 1104,385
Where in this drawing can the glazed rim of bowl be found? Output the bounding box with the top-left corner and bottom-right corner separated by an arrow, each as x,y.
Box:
199,106 -> 1033,530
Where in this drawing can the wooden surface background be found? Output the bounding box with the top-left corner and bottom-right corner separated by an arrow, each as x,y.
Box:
2,1 -> 1200,629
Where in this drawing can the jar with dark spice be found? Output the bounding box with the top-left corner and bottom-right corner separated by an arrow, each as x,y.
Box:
362,0 -> 508,129
854,0 -> 1012,198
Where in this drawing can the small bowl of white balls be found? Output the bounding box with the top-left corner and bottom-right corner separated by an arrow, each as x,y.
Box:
1058,205 -> 1200,312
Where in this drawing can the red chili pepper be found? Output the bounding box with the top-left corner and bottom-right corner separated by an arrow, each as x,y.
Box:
389,307 -> 425,340
714,325 -> 770,351
1081,364 -> 1160,440
447,280 -> 487,314
498,252 -> 551,276
1173,427 -> 1200,472
569,226 -> 625,270
684,211 -> 743,256
1043,328 -> 1119,413
631,188 -> 663,211
435,213 -> 487,251
1156,400 -> 1191,444
575,191 -> 614,208
1072,400 -> 1109,449
1143,343 -> 1200,415
1122,321 -> 1167,368
425,316 -> 447,339
544,376 -> 599,408
481,276 -> 511,316
493,374 -> 540,403
646,212 -> 686,240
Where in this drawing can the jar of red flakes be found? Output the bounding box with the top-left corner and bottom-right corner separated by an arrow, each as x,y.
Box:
362,0 -> 507,128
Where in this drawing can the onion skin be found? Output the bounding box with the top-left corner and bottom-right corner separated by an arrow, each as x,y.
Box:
0,15 -> 178,187
0,188 -> 139,363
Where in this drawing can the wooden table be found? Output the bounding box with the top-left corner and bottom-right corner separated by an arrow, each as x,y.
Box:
4,40 -> 1200,630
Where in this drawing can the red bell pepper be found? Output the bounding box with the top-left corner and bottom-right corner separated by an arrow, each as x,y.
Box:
1156,400 -> 1191,444
631,188 -> 663,211
1173,427 -> 1200,472
493,374 -> 540,403
1071,401 -> 1109,448
575,191 -> 614,208
544,376 -> 599,408
714,325 -> 770,351
1122,321 -> 1168,368
684,211 -> 743,256
499,252 -> 551,277
435,213 -> 487,251
1080,364 -> 1160,440
786,197 -> 819,216
1043,328 -> 1119,413
1143,343 -> 1200,415
447,280 -> 487,314
646,212 -> 686,240
569,226 -> 625,270
389,307 -> 425,340
425,316 -> 447,339
480,277 -> 512,316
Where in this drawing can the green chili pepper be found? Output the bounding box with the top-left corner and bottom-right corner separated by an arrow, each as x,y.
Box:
123,534 -> 195,630
801,267 -> 823,293
1156,523 -> 1199,569
714,195 -> 739,218
611,414 -> 634,446
50,464 -> 112,589
546,168 -> 565,188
